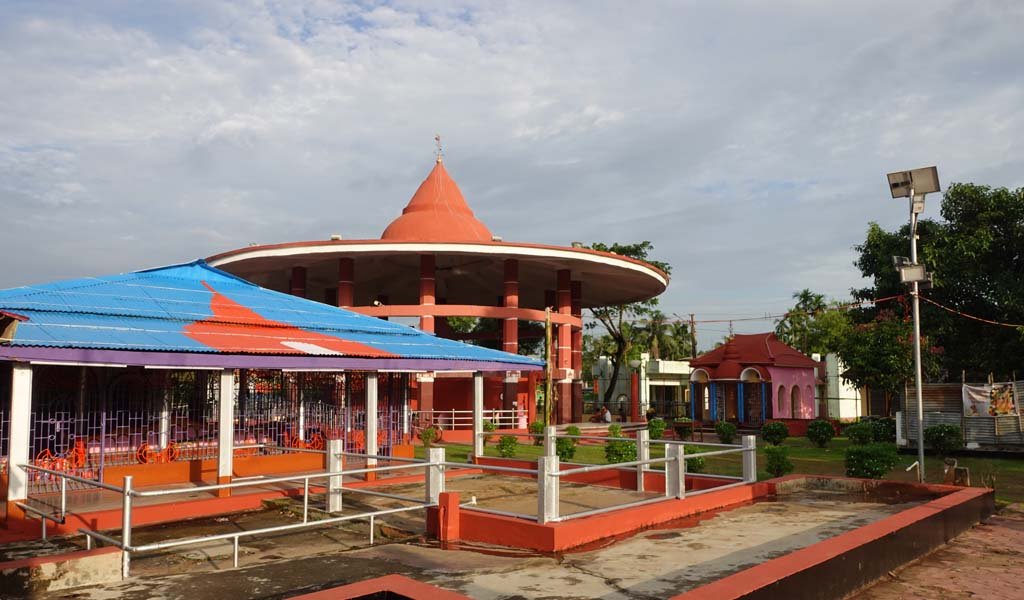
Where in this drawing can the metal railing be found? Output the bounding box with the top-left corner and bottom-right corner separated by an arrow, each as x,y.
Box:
471,426 -> 757,523
411,408 -> 522,430
18,464 -> 125,539
20,441 -> 448,579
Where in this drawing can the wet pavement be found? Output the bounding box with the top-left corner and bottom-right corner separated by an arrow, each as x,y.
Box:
35,485 -> 929,599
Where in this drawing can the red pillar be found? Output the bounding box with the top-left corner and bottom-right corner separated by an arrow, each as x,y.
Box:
571,280 -> 583,423
289,266 -> 307,298
419,255 -> 436,333
337,258 -> 354,307
503,259 -> 519,354
557,269 -> 572,424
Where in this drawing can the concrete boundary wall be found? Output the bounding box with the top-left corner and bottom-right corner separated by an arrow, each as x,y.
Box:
0,547 -> 121,596
672,480 -> 994,600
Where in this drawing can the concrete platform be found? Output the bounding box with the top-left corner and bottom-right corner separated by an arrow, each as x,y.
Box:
18,482 -> 949,599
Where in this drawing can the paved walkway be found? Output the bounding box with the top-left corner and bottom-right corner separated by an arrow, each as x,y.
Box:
853,503 -> 1024,600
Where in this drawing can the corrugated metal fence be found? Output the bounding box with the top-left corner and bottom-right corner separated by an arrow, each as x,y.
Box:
900,382 -> 1024,448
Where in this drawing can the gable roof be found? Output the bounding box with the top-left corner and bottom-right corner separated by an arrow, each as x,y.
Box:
0,260 -> 542,371
690,332 -> 818,379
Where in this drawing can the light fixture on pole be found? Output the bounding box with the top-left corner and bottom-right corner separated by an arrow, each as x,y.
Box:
886,166 -> 940,483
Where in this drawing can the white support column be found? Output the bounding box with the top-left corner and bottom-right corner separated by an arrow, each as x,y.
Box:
217,369 -> 235,487
666,444 -> 686,499
366,372 -> 378,471
7,364 -> 33,506
537,454 -> 560,524
327,438 -> 344,513
426,447 -> 446,504
159,384 -> 170,451
636,429 -> 650,492
543,425 -> 557,457
472,371 -> 484,459
742,435 -> 757,483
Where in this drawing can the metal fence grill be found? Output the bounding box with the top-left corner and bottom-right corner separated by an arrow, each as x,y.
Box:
27,367 -> 219,493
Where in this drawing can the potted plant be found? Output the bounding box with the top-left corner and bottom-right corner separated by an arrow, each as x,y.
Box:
672,417 -> 694,440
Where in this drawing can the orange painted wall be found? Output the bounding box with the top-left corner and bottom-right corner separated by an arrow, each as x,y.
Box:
98,453 -> 327,488
449,480 -> 773,552
432,375 -> 504,411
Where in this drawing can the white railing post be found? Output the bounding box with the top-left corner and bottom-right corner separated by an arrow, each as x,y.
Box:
327,439 -> 344,513
636,429 -> 649,492
366,373 -> 378,473
7,364 -> 32,509
543,426 -> 557,457
426,447 -> 445,504
666,444 -> 685,499
537,455 -> 560,524
742,435 -> 757,483
217,369 -> 235,490
121,476 -> 133,579
472,372 -> 484,458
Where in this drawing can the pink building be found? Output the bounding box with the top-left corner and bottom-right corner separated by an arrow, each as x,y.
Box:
688,333 -> 821,430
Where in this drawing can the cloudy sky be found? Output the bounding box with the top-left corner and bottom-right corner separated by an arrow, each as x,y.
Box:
2,1 -> 1022,347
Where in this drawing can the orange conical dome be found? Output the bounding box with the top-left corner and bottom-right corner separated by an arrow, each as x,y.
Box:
381,159 -> 493,242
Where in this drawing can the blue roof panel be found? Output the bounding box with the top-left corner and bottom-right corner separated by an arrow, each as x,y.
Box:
0,260 -> 543,368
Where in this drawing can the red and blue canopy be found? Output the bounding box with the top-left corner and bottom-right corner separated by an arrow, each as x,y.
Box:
0,261 -> 543,372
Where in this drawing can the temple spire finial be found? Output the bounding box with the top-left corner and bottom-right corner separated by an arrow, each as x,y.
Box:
434,134 -> 443,163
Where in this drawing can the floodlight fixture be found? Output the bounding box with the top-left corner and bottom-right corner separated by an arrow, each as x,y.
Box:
898,264 -> 928,284
887,166 -> 940,199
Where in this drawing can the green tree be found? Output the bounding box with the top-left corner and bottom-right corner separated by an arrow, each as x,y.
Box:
852,183 -> 1024,379
639,310 -> 692,360
586,241 -> 671,405
775,289 -> 852,356
837,309 -> 942,401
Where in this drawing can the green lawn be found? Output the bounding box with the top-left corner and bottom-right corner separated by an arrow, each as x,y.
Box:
417,436 -> 1024,505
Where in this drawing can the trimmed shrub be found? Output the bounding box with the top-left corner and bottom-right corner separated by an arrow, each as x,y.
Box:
844,443 -> 899,479
924,424 -> 963,457
715,421 -> 737,444
528,421 -> 544,446
497,435 -> 518,458
870,417 -> 897,443
418,425 -> 439,448
673,417 -> 694,440
765,445 -> 794,477
556,425 -> 581,462
605,424 -> 637,464
683,445 -> 706,473
647,417 -> 667,440
845,422 -> 875,445
761,421 -> 789,446
482,419 -> 497,445
806,419 -> 835,448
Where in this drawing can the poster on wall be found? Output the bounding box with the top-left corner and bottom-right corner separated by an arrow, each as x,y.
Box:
962,383 -> 1018,416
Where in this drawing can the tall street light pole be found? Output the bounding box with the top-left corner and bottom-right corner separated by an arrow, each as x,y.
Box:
887,166 -> 940,483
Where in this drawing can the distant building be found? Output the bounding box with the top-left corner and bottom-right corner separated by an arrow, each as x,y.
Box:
816,353 -> 867,422
689,333 -> 820,432
591,353 -> 690,421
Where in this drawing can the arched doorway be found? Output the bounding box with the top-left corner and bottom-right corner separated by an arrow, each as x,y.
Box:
777,385 -> 786,416
790,385 -> 802,418
740,368 -> 763,426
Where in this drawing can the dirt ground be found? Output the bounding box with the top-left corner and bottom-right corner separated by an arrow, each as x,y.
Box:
35,481 -> 927,600
851,503 -> 1024,600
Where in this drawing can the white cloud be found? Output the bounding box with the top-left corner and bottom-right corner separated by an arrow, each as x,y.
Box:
0,0 -> 1022,347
